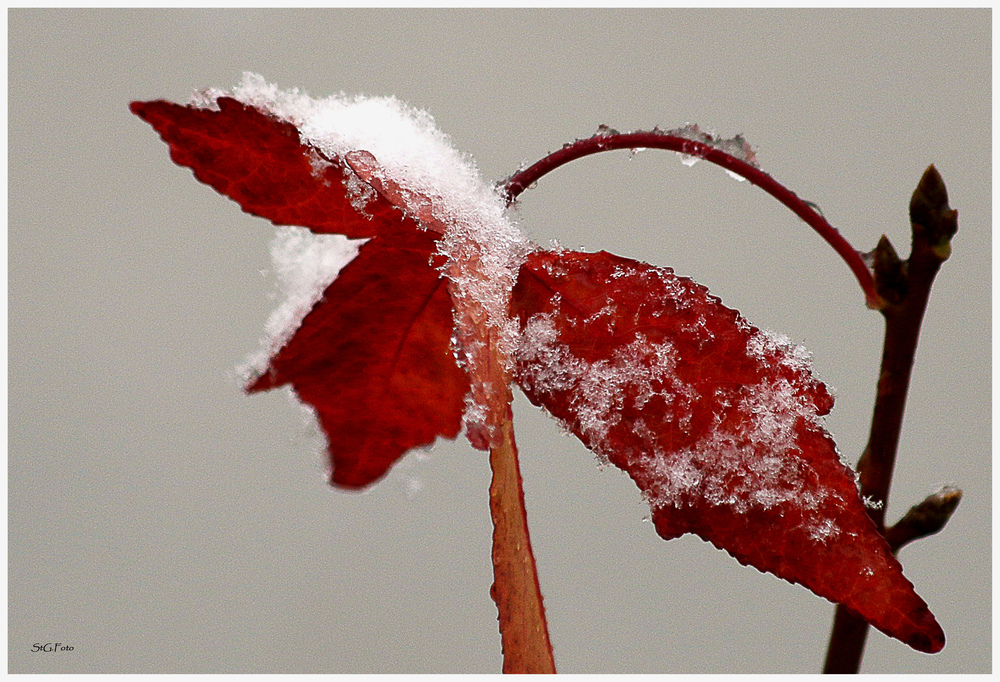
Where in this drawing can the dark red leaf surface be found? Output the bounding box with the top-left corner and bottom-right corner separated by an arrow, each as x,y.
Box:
247,227 -> 468,488
511,249 -> 944,653
131,97 -> 401,238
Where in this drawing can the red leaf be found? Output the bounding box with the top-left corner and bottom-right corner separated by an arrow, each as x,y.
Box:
247,226 -> 469,488
132,96 -> 468,487
511,249 -> 944,654
131,97 -> 405,238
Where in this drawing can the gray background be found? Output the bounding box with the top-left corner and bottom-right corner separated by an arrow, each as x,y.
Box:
9,8 -> 990,673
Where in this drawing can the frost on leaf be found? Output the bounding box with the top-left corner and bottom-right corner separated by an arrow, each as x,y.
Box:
511,249 -> 944,654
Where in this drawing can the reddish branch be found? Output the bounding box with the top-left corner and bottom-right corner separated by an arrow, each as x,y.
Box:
503,130 -> 886,309
823,166 -> 959,673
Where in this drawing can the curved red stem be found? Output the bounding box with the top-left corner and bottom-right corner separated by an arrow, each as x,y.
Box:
503,131 -> 885,310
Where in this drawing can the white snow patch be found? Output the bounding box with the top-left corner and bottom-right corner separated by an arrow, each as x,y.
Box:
240,228 -> 363,381
635,352 -> 840,543
862,495 -> 884,510
218,72 -> 500,230
638,376 -> 827,512
747,327 -> 815,375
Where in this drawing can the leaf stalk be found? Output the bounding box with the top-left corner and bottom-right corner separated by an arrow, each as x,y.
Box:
484,355 -> 555,672
488,400 -> 556,673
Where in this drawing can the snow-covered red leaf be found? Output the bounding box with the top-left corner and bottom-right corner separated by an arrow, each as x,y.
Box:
246,226 -> 468,488
131,97 -> 403,238
511,249 -> 944,654
132,92 -> 471,487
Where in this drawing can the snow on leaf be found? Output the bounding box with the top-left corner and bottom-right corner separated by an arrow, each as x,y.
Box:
240,228 -> 365,381
226,72 -> 488,226
511,248 -> 944,654
345,150 -> 532,451
134,73 -> 531,473
224,73 -> 532,451
246,227 -> 468,488
131,96 -> 386,239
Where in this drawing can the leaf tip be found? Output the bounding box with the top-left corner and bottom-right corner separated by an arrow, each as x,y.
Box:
908,614 -> 946,654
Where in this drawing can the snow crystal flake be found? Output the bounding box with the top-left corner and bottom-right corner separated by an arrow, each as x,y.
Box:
633,361 -> 842,544
747,327 -> 815,375
810,518 -> 840,543
517,314 -> 695,465
520,308 -> 839,544
862,495 -> 884,510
